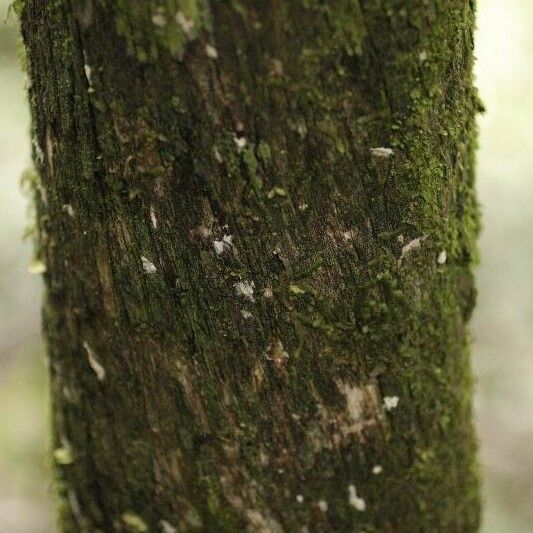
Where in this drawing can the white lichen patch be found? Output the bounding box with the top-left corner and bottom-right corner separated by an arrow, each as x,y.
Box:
383,396 -> 400,411
45,128 -> 54,175
340,383 -> 366,422
269,58 -> 284,77
296,122 -> 308,138
259,448 -> 269,466
214,234 -> 234,255
318,500 -> 329,512
245,510 -> 283,533
234,280 -> 255,302
213,240 -> 226,255
401,235 -> 427,259
348,485 -> 366,512
122,512 -> 148,532
437,250 -> 448,265
176,11 -> 195,36
205,44 -> 219,59
213,146 -> 223,163
370,147 -> 393,158
83,341 -> 106,381
234,135 -> 247,151
263,286 -> 274,299
333,381 -> 383,442
289,284 -> 305,295
183,507 -> 203,529
159,520 -> 177,533
62,203 -> 75,217
342,229 -> 357,241
141,255 -> 157,274
267,186 -> 288,199
67,486 -> 83,525
241,310 -> 253,319
53,445 -> 74,465
28,258 -> 47,275
84,64 -> 93,86
372,465 -> 383,475
150,205 -> 158,229
152,12 -> 167,27
31,136 -> 44,164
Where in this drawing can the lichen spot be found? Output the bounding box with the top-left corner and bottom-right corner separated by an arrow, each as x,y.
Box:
263,286 -> 274,299
269,58 -> 284,77
267,186 -> 287,199
53,446 -> 74,465
214,234 -> 234,255
150,205 -> 158,229
62,203 -> 75,217
28,258 -> 46,275
241,310 -> 253,319
342,229 -> 357,241
401,236 -> 427,259
348,485 -> 366,512
205,44 -> 218,59
83,64 -> 93,86
141,255 -> 157,274
122,512 -> 148,532
152,11 -> 167,28
176,11 -> 195,36
213,145 -> 223,163
383,396 -> 400,411
289,284 -> 305,295
370,147 -> 393,158
159,519 -> 177,533
337,382 -> 366,424
213,240 -> 225,255
234,135 -> 247,151
83,341 -> 106,381
318,500 -> 328,512
234,280 -> 255,302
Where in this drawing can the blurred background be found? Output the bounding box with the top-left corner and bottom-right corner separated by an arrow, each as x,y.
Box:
1,1 -> 532,531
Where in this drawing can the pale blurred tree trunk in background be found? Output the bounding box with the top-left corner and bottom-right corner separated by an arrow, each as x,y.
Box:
18,0 -> 481,530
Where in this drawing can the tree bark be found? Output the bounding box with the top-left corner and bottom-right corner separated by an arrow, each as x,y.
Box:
19,0 -> 481,531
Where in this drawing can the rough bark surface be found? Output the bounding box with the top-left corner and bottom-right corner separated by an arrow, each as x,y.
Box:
19,0 -> 481,531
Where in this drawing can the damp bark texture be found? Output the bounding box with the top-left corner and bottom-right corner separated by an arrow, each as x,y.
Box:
19,0 -> 482,531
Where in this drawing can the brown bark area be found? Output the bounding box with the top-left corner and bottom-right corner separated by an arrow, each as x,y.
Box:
19,0 -> 481,531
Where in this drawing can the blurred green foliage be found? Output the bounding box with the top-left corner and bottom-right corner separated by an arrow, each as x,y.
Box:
0,1 -> 53,530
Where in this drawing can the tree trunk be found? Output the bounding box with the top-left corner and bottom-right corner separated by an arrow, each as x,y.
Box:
19,0 -> 481,531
